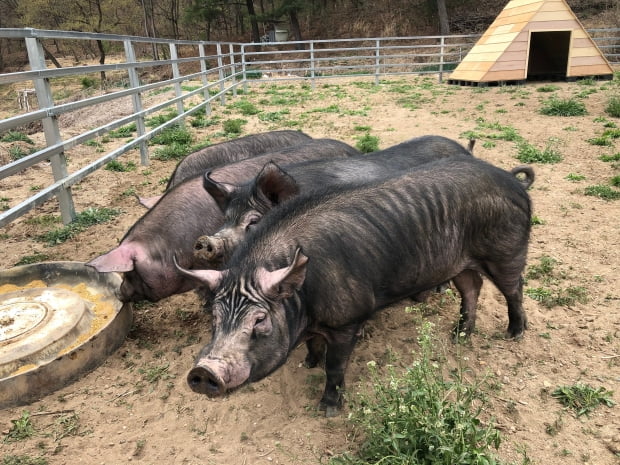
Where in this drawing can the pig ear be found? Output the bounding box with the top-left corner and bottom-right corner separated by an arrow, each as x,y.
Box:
256,247 -> 308,300
136,194 -> 161,209
204,171 -> 237,213
173,254 -> 225,292
255,162 -> 300,207
86,244 -> 136,273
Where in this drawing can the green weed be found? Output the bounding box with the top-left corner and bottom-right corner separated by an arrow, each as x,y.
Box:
526,256 -> 557,280
525,286 -> 588,308
1,131 -> 34,144
565,173 -> 585,182
105,160 -> 137,172
222,119 -> 246,135
146,111 -> 178,127
584,185 -> 620,200
38,207 -> 120,245
14,253 -> 50,266
599,152 -> 620,162
3,411 -> 35,443
331,322 -> 501,465
139,363 -> 174,383
516,142 -> 562,163
536,84 -> 559,93
80,76 -> 97,89
258,110 -> 290,122
152,142 -> 191,161
230,99 -> 260,116
539,97 -> 587,116
355,133 -> 379,153
605,95 -> 620,118
108,123 -> 136,138
150,125 -> 192,146
552,384 -> 615,417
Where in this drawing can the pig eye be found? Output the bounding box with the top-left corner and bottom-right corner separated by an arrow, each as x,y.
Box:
245,217 -> 258,232
252,312 -> 271,337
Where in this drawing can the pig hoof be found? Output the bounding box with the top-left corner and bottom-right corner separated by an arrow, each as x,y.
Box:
325,406 -> 340,418
505,326 -> 525,340
452,322 -> 474,341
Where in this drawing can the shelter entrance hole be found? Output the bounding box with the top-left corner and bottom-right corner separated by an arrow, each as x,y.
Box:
527,31 -> 571,80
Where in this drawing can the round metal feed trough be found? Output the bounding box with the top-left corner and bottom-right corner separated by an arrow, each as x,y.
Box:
0,262 -> 132,409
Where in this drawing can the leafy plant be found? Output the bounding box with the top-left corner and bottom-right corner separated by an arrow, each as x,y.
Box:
516,142 -> 562,164
605,95 -> 620,118
525,286 -> 588,308
539,97 -> 587,117
150,125 -> 192,146
230,99 -> 260,116
565,173 -> 585,182
146,110 -> 178,127
105,160 -> 137,172
1,131 -> 34,144
536,84 -> 559,93
14,253 -> 50,266
355,133 -> 379,153
552,384 -> 615,417
108,123 -> 136,138
3,411 -> 35,443
584,185 -> 620,200
81,76 -> 97,89
526,255 -> 557,280
139,363 -> 174,383
37,207 -> 120,245
331,322 -> 502,465
152,142 -> 191,161
222,118 -> 246,135
599,152 -> 620,162
1,456 -> 48,465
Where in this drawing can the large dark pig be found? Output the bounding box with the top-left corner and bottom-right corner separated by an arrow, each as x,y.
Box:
86,138 -> 360,302
195,135 -> 475,266
139,130 -> 312,208
176,157 -> 533,416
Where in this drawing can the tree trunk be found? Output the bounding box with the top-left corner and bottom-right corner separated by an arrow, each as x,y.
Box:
245,0 -> 260,42
437,0 -> 450,35
289,9 -> 304,49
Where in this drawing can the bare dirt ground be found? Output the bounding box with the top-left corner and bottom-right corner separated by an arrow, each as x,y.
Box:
1,72 -> 619,465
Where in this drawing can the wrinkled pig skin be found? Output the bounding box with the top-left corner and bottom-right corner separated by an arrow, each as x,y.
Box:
177,157 -> 533,417
195,135 -> 475,266
138,130 -> 312,208
86,138 -> 360,302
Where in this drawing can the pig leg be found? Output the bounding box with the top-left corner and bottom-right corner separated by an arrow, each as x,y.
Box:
319,324 -> 361,417
451,269 -> 483,337
304,336 -> 326,368
488,268 -> 527,339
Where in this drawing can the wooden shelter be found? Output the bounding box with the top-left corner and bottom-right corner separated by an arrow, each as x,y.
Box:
448,0 -> 614,86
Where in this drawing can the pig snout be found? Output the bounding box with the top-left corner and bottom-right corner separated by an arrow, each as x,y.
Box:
194,235 -> 225,264
187,365 -> 225,396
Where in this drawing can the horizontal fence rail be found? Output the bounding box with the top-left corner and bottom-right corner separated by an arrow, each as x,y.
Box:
0,27 -> 618,228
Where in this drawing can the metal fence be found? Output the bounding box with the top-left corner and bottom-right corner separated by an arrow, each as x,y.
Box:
0,27 -> 618,228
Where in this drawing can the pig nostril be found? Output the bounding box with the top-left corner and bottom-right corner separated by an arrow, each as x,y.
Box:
194,242 -> 203,251
205,244 -> 213,253
187,366 -> 223,397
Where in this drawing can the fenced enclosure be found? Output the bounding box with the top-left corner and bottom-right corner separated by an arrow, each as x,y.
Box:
0,27 -> 618,228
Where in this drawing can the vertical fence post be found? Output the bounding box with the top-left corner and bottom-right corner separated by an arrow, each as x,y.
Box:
229,43 -> 237,97
310,41 -> 315,90
198,43 -> 212,116
124,39 -> 149,166
241,44 -> 248,94
169,43 -> 185,119
375,39 -> 381,85
216,43 -> 226,105
25,37 -> 76,224
438,36 -> 445,83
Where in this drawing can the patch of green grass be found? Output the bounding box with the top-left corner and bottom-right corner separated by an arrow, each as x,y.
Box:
516,142 -> 562,164
105,160 -> 137,172
191,115 -> 220,128
222,118 -> 246,135
146,110 -> 178,127
150,125 -> 193,146
539,97 -> 587,116
331,322 -> 501,465
258,110 -> 290,122
599,152 -> 620,162
230,99 -> 260,116
108,123 -> 136,138
8,145 -> 33,161
536,84 -> 560,93
526,255 -> 557,280
139,363 -> 174,383
525,286 -> 588,308
1,131 -> 34,144
583,184 -> 620,200
587,135 -> 613,146
37,207 -> 121,245
604,95 -> 620,118
355,133 -> 379,153
611,175 -> 620,187
152,142 -> 191,161
565,173 -> 585,182
81,76 -> 97,89
552,384 -> 615,417
3,411 -> 35,443
14,253 -> 50,266
1,456 -> 48,465
24,214 -> 60,226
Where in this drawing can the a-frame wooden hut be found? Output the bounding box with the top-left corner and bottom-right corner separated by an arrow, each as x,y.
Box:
448,0 -> 614,86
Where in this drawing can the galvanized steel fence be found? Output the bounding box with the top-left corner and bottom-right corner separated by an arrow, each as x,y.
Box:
0,27 -> 618,228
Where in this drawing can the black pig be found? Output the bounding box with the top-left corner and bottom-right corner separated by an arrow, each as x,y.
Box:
139,130 -> 312,208
176,157 -> 533,416
87,138 -> 359,302
195,135 -> 475,266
